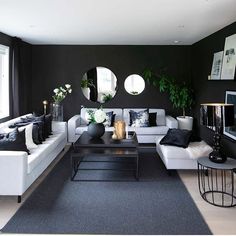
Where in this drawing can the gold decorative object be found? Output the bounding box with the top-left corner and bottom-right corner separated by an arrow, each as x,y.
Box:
114,120 -> 126,139
43,100 -> 48,114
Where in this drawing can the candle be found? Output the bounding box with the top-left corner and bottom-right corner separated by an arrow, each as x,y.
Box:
43,100 -> 48,114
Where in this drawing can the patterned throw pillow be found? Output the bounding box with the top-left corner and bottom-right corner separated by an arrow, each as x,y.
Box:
104,112 -> 114,127
129,109 -> 149,127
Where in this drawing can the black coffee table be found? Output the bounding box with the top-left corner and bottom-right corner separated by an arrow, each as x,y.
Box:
71,131 -> 139,181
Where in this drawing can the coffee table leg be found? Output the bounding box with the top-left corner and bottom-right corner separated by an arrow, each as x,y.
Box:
135,154 -> 139,181
71,154 -> 83,181
71,154 -> 76,181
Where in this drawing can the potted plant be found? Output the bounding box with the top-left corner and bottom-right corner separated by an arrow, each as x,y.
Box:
86,107 -> 107,138
102,93 -> 113,103
81,78 -> 95,99
143,69 -> 194,130
51,84 -> 72,121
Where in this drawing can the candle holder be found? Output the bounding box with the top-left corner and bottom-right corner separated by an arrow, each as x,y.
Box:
114,120 -> 126,139
43,100 -> 48,114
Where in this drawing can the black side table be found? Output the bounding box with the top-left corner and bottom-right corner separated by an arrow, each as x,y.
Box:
197,157 -> 236,207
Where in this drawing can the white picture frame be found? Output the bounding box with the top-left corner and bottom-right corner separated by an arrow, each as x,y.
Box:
224,91 -> 236,140
221,34 -> 236,80
210,51 -> 223,80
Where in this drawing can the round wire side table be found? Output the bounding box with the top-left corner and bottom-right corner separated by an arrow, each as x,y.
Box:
197,157 -> 236,207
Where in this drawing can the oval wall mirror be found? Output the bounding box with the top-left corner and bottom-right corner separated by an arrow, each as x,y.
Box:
124,74 -> 145,95
81,67 -> 118,103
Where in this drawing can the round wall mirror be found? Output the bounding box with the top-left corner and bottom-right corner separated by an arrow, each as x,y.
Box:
81,67 -> 118,103
124,74 -> 145,95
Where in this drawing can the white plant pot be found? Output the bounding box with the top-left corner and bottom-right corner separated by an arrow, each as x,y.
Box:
177,116 -> 193,130
82,87 -> 90,100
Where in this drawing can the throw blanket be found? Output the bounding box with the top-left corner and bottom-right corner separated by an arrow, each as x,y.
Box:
186,141 -> 213,159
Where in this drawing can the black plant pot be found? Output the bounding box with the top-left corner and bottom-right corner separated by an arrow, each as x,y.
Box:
87,123 -> 105,139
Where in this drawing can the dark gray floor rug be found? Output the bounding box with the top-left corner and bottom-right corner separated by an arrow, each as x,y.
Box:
2,148 -> 211,235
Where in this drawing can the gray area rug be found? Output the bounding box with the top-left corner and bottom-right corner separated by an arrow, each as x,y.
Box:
2,148 -> 211,234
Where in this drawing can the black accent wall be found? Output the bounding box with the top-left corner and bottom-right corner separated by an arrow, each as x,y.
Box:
2,21 -> 236,158
192,22 -> 236,158
31,45 -> 191,120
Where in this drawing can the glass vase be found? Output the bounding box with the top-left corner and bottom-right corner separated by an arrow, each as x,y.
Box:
50,102 -> 63,121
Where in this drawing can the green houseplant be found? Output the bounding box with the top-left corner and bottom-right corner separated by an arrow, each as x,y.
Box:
81,78 -> 95,100
143,68 -> 194,130
81,78 -> 95,89
102,93 -> 113,103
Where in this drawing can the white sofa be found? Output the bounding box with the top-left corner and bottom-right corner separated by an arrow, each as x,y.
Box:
0,114 -> 67,202
68,108 -> 178,143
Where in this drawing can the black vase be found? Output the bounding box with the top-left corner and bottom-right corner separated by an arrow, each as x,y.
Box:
87,123 -> 105,139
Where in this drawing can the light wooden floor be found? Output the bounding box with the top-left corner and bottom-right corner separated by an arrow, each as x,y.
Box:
178,170 -> 236,235
0,148 -> 236,235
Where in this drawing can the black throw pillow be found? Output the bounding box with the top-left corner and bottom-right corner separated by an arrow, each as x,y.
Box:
9,121 -> 43,144
160,128 -> 192,148
111,114 -> 116,126
9,121 -> 32,128
104,112 -> 114,127
45,114 -> 52,136
32,124 -> 41,144
149,112 -> 157,126
129,110 -> 135,126
0,128 -> 29,154
33,121 -> 45,142
22,114 -> 47,140
32,115 -> 47,138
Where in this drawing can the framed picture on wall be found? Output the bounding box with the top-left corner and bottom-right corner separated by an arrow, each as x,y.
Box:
210,51 -> 223,80
224,91 -> 236,140
221,34 -> 236,80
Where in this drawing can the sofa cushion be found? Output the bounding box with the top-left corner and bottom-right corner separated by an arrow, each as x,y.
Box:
18,123 -> 38,150
80,108 -> 123,125
157,140 -> 192,160
160,128 -> 192,148
149,112 -> 157,126
123,108 -> 166,126
75,126 -> 114,135
27,132 -> 66,173
129,126 -> 169,135
129,109 -> 149,127
0,128 -> 29,154
104,111 -> 114,127
156,136 -> 213,160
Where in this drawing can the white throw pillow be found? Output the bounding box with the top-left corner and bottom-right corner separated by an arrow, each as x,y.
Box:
19,123 -> 38,150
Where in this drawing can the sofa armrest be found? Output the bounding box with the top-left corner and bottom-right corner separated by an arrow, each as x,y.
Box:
166,116 -> 178,129
0,151 -> 28,195
68,115 -> 81,143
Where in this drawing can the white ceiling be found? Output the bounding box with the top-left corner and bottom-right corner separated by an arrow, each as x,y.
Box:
0,0 -> 236,45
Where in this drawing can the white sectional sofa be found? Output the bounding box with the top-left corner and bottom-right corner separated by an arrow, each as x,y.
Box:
68,108 -> 178,143
156,136 -> 213,170
0,114 -> 67,202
